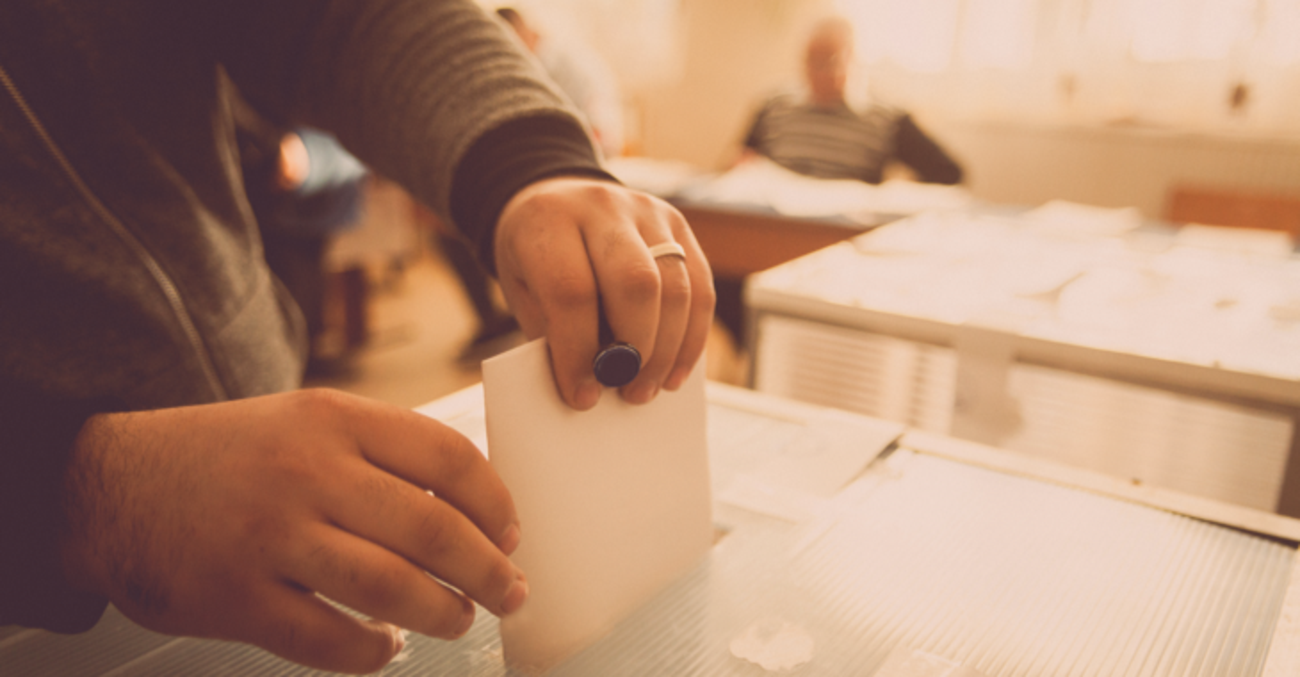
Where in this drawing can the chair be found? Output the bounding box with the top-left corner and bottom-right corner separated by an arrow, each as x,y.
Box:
1165,183 -> 1300,237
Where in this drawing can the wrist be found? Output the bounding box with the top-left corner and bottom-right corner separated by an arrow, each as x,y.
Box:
59,413 -> 120,597
450,115 -> 612,276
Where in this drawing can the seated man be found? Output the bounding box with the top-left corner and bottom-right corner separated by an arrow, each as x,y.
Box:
740,16 -> 963,186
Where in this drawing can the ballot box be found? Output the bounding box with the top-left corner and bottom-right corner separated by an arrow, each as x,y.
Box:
747,205 -> 1300,516
4,382 -> 1300,676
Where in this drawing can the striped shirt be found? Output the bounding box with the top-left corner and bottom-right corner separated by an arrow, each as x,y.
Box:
742,93 -> 962,185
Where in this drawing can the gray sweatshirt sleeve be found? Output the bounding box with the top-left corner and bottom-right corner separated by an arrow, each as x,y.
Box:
0,0 -> 610,634
214,0 -> 611,261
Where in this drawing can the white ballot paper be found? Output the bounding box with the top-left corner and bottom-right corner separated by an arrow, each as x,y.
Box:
482,339 -> 713,672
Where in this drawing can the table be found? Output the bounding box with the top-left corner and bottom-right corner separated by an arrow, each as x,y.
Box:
610,156 -> 973,278
672,200 -> 875,347
747,207 -> 1300,515
605,156 -> 971,344
671,201 -> 878,279
4,383 -> 1300,676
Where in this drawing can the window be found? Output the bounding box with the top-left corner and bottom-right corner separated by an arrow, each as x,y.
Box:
959,0 -> 1039,69
1128,0 -> 1254,63
1259,0 -> 1300,66
839,0 -> 962,72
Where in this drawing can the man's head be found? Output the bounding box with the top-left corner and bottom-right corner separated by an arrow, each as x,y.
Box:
804,17 -> 854,105
496,7 -> 540,53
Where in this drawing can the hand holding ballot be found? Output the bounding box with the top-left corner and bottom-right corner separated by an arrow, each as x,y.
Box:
494,177 -> 715,409
46,177 -> 713,676
59,390 -> 523,674
2,0 -> 716,673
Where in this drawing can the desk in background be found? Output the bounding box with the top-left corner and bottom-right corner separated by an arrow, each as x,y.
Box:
669,201 -> 877,279
607,157 -> 974,277
671,201 -> 876,347
747,204 -> 1300,516
606,157 -> 972,344
4,383 -> 1300,676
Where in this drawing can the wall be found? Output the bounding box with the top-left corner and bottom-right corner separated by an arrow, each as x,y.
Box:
632,0 -> 834,169
927,117 -> 1300,217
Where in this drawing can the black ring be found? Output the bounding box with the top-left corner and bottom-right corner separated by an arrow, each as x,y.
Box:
593,342 -> 641,387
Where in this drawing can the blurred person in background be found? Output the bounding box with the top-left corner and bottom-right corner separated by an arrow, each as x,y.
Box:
712,16 -> 965,351
739,16 -> 963,186
237,103 -> 371,375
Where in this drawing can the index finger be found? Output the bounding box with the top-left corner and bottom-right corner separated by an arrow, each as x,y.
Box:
509,217 -> 610,410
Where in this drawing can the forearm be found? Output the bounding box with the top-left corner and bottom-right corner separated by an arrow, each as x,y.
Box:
893,114 -> 964,185
450,116 -> 614,275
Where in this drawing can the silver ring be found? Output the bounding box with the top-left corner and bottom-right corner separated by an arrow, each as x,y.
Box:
648,241 -> 686,260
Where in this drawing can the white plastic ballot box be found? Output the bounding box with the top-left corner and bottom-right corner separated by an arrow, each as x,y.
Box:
3,383 -> 1300,676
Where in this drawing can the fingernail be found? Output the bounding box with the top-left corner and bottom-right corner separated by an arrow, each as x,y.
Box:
501,577 -> 529,615
390,626 -> 408,653
499,523 -> 521,556
629,381 -> 658,404
575,380 -> 602,410
664,367 -> 690,391
453,597 -> 475,638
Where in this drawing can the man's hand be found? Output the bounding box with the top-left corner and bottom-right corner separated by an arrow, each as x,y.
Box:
59,390 -> 525,674
494,177 -> 715,410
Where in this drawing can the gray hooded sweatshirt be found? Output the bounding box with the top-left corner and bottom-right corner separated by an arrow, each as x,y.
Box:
0,0 -> 607,632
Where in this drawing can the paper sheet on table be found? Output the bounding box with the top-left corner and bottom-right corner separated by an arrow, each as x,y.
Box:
482,339 -> 713,672
686,158 -> 970,218
1022,199 -> 1142,238
717,409 -> 904,522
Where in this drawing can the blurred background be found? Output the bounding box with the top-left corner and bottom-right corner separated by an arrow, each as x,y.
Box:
514,0 -> 1300,213
304,0 -> 1300,515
